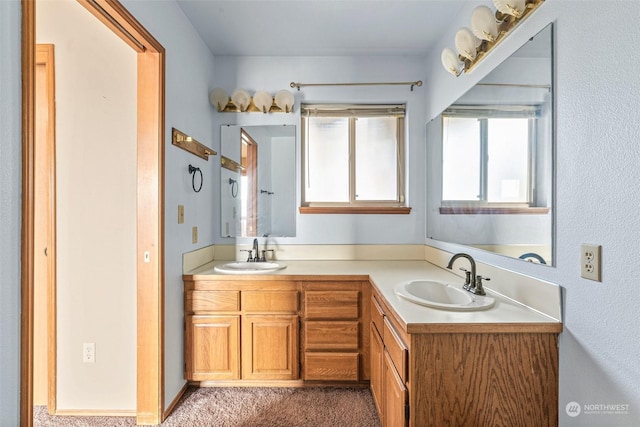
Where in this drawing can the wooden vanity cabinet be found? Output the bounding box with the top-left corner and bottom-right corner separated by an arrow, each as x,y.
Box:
184,278 -> 370,385
370,295 -> 409,426
301,280 -> 370,382
370,289 -> 561,427
241,290 -> 299,380
184,290 -> 241,381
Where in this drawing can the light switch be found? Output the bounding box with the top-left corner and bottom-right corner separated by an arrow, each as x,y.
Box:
178,205 -> 184,224
192,226 -> 198,244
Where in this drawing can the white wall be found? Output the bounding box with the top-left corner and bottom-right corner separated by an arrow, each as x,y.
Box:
212,55 -> 427,246
0,0 -> 22,423
425,1 -> 640,425
37,0 -> 137,410
120,0 -> 218,410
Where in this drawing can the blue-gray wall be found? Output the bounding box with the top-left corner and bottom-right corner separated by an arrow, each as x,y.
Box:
0,0 -> 22,424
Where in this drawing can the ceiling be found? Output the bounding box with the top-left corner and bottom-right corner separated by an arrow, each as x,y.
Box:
177,0 -> 468,56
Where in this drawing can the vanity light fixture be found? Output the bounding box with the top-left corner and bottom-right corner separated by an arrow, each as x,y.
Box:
441,48 -> 464,77
441,0 -> 545,77
210,88 -> 229,111
455,27 -> 480,61
252,90 -> 273,113
210,87 -> 295,113
470,6 -> 499,42
274,89 -> 295,113
494,0 -> 526,18
230,88 -> 251,112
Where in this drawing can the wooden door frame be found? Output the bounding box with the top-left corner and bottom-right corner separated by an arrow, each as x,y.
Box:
34,42 -> 57,414
21,0 -> 166,425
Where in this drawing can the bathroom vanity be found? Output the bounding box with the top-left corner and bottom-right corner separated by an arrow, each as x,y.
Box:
183,259 -> 562,426
183,275 -> 371,384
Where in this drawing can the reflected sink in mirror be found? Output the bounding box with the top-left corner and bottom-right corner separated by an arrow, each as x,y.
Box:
394,280 -> 495,311
214,261 -> 287,274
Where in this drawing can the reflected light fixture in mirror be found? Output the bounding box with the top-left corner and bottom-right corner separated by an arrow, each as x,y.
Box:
441,0 -> 545,76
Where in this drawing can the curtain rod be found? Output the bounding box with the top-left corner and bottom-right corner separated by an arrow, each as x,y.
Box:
290,80 -> 423,92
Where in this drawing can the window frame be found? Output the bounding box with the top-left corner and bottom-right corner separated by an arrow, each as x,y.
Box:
440,106 -> 546,214
300,104 -> 409,214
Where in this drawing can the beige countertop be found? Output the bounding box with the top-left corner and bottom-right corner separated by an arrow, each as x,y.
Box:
185,260 -> 562,334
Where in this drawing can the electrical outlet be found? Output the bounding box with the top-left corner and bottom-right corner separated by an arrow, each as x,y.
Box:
581,244 -> 601,281
192,226 -> 198,244
83,342 -> 95,363
178,205 -> 184,224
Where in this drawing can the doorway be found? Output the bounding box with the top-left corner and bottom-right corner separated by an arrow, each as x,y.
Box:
21,0 -> 166,425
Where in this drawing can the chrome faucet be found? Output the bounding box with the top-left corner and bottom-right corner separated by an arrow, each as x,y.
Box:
446,253 -> 489,296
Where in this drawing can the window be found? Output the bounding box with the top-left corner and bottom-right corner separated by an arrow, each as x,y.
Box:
301,104 -> 408,213
441,105 -> 542,211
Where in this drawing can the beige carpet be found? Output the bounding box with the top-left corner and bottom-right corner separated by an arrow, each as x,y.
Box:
34,386 -> 381,426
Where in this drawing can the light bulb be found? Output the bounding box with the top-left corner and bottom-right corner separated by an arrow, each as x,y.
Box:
493,0 -> 526,18
455,28 -> 479,61
441,48 -> 463,77
471,5 -> 499,42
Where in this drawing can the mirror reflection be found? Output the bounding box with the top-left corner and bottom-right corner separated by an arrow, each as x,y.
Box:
427,24 -> 554,265
220,125 -> 296,237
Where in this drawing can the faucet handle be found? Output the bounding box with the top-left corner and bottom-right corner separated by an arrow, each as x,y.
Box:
459,267 -> 472,290
240,249 -> 253,262
471,275 -> 490,295
261,249 -> 275,262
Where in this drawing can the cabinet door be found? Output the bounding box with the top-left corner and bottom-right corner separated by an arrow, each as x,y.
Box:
185,315 -> 240,381
242,315 -> 299,380
370,323 -> 384,419
383,350 -> 408,427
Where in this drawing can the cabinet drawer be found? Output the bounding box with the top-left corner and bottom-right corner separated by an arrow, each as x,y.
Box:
186,290 -> 240,313
242,290 -> 298,313
383,317 -> 407,383
304,352 -> 359,381
371,295 -> 384,336
304,321 -> 359,350
304,290 -> 359,319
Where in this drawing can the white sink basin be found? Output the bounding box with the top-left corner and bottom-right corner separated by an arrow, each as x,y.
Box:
394,280 -> 495,311
214,261 -> 286,274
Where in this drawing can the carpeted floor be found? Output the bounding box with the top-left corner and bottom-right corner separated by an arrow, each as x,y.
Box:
34,386 -> 381,426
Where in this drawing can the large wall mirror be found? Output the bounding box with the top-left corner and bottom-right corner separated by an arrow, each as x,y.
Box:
220,124 -> 296,237
427,24 -> 554,265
